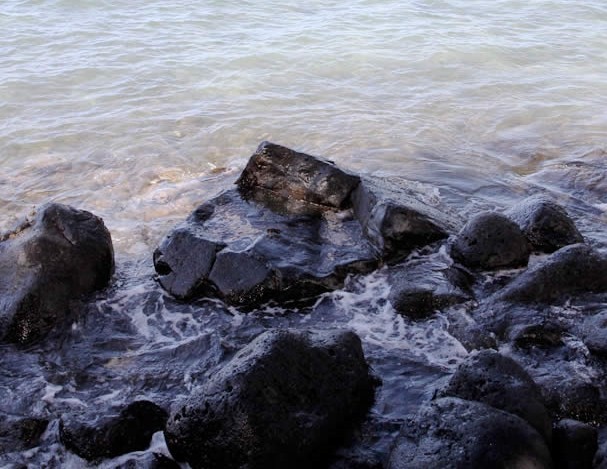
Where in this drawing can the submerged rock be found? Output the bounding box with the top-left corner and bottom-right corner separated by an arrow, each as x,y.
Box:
505,195 -> 584,253
450,211 -> 530,270
387,397 -> 552,469
440,350 -> 552,442
164,329 -> 376,469
155,142 -> 460,307
236,141 -> 361,209
552,419 -> 597,469
351,176 -> 461,260
494,244 -> 607,304
387,255 -> 472,319
0,203 -> 114,344
59,400 -> 168,461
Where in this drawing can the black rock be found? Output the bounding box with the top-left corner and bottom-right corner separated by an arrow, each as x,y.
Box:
351,176 -> 461,260
450,211 -> 530,270
505,195 -> 584,253
0,203 -> 114,344
494,244 -> 607,304
0,414 -> 48,453
387,255 -> 472,319
164,329 -> 376,469
552,419 -> 597,469
60,400 -> 168,461
236,141 -> 360,209
440,350 -> 552,442
154,189 -> 378,306
387,397 -> 552,469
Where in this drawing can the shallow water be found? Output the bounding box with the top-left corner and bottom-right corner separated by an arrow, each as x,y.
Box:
1,0 -> 606,466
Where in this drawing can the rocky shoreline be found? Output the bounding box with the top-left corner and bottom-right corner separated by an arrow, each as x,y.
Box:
1,142 -> 607,468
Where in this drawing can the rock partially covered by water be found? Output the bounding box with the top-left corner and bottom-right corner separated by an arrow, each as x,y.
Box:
387,255 -> 472,319
0,203 -> 114,344
351,176 -> 462,260
505,195 -> 584,253
0,414 -> 48,454
552,419 -> 597,469
494,244 -> 607,304
164,329 -> 376,469
59,400 -> 168,461
387,397 -> 552,469
155,142 -> 460,306
579,311 -> 607,358
440,350 -> 552,442
236,141 -> 360,209
154,189 -> 378,305
450,211 -> 530,270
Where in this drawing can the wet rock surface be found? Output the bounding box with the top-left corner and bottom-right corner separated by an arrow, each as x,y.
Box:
0,414 -> 48,453
387,397 -> 553,469
505,195 -> 584,253
164,329 -> 376,469
387,254 -> 472,319
440,350 -> 552,442
59,400 -> 168,461
450,211 -> 531,270
552,419 -> 597,469
0,203 -> 114,344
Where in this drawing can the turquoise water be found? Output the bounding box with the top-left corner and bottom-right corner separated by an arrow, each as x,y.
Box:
1,0 -> 606,254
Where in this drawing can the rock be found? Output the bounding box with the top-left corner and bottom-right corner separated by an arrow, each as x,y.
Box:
494,244 -> 607,304
164,329 -> 376,469
440,350 -> 552,442
594,428 -> 607,468
154,189 -> 378,306
0,414 -> 48,453
552,419 -> 597,469
387,397 -> 553,469
579,311 -> 607,358
351,176 -> 462,260
450,211 -> 530,270
0,203 -> 114,344
236,141 -> 360,209
112,452 -> 181,469
60,400 -> 168,461
444,308 -> 498,351
387,255 -> 472,319
505,195 -> 584,253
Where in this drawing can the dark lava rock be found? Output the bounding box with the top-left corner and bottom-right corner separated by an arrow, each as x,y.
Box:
440,350 -> 552,442
450,211 -> 530,270
154,189 -> 378,306
60,400 -> 168,461
579,311 -> 607,358
552,419 -> 597,469
387,397 -> 553,469
236,141 -> 360,209
164,329 -> 376,469
494,244 -> 607,304
387,255 -> 472,319
0,414 -> 48,453
0,203 -> 114,344
505,195 -> 584,253
351,176 -> 462,260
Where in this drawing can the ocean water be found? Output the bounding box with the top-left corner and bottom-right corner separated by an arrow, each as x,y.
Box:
1,0 -> 607,466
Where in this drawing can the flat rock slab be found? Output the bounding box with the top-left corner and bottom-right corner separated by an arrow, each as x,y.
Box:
387,397 -> 552,469
0,203 -> 114,344
164,329 -> 376,469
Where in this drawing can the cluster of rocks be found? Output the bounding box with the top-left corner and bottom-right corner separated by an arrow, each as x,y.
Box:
1,141 -> 607,467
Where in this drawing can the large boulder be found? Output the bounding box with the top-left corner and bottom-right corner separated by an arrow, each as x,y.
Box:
164,329 -> 376,469
494,244 -> 607,304
387,255 -> 472,319
59,400 -> 168,461
440,350 -> 552,442
552,419 -> 597,469
351,176 -> 461,260
0,203 -> 114,344
505,195 -> 584,253
387,397 -> 552,469
236,141 -> 360,209
450,211 -> 530,270
153,189 -> 378,306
